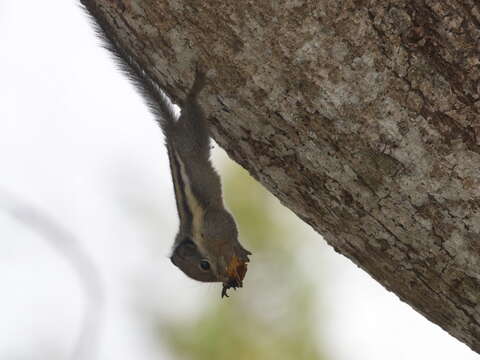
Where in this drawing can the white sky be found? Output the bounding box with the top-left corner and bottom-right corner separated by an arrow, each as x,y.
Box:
0,1 -> 477,360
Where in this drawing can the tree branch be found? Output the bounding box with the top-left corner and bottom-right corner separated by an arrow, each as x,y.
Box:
0,188 -> 103,360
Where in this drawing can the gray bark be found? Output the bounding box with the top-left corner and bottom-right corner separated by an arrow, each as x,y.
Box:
81,0 -> 480,352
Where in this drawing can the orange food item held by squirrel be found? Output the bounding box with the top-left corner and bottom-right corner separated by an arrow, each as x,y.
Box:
221,255 -> 249,298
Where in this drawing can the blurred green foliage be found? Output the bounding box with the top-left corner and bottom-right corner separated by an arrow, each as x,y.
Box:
158,159 -> 328,360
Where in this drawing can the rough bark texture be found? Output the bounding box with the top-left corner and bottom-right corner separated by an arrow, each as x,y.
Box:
81,0 -> 480,352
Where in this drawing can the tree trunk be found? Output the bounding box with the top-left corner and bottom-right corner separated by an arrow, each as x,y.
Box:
81,0 -> 480,352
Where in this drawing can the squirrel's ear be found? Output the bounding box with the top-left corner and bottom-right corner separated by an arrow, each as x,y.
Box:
172,239 -> 197,258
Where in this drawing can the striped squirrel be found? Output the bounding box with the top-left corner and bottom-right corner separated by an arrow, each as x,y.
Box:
81,3 -> 251,297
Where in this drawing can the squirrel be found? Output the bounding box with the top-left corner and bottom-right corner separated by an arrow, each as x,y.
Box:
81,4 -> 251,297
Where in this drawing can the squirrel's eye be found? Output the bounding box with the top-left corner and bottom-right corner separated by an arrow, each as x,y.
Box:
199,259 -> 210,271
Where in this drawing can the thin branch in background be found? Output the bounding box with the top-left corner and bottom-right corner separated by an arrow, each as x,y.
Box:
0,188 -> 104,360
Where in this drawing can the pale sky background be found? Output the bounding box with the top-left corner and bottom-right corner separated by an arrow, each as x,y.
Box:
0,1 -> 477,360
